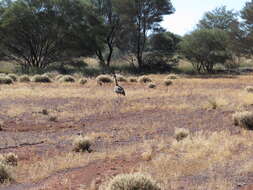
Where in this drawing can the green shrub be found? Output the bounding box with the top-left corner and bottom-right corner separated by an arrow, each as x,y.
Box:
19,75 -> 30,82
0,153 -> 18,166
0,76 -> 13,84
128,77 -> 137,83
73,136 -> 92,153
233,111 -> 253,130
0,163 -> 11,183
8,74 -> 18,82
59,75 -> 76,83
138,76 -> 152,83
31,75 -> 51,83
148,83 -> 156,89
174,128 -> 189,141
79,78 -> 88,85
106,173 -> 160,190
163,79 -> 173,86
96,75 -> 113,83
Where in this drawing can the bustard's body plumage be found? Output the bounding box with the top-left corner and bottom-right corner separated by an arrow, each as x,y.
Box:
113,73 -> 126,96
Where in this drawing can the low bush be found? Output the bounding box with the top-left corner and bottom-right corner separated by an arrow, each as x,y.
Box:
19,75 -> 30,82
128,77 -> 137,83
0,163 -> 11,183
96,75 -> 113,83
233,111 -> 253,130
105,173 -> 160,190
59,75 -> 76,83
163,79 -> 173,86
167,74 -> 178,80
31,75 -> 51,83
8,74 -> 18,82
116,74 -> 127,82
138,76 -> 152,83
245,86 -> 253,93
148,83 -> 156,89
79,78 -> 88,85
73,136 -> 92,153
0,153 -> 18,166
0,76 -> 13,84
174,128 -> 190,141
55,74 -> 64,81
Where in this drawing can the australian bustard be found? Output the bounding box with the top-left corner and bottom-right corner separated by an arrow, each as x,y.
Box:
113,73 -> 126,96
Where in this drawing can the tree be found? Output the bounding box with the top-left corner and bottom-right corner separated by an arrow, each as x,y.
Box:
179,29 -> 232,73
0,0 -> 104,71
115,0 -> 175,69
90,0 -> 120,68
149,31 -> 181,54
197,6 -> 238,31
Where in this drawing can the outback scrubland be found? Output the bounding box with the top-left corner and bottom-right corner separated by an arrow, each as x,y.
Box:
0,71 -> 252,190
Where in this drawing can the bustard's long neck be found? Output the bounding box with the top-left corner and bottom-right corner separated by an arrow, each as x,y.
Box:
114,74 -> 118,86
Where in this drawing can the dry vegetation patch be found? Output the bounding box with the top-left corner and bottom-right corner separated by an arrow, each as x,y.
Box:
104,173 -> 161,190
31,75 -> 51,83
138,76 -> 152,83
233,111 -> 253,130
96,75 -> 113,83
0,76 -> 13,84
59,75 -> 76,83
19,75 -> 30,82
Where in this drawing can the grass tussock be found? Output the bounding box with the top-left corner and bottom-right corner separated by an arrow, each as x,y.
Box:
59,75 -> 76,83
138,76 -> 152,83
148,83 -> 156,89
166,74 -> 178,80
31,75 -> 51,83
0,163 -> 11,183
245,86 -> 253,93
128,77 -> 137,83
104,173 -> 160,190
174,128 -> 190,141
0,153 -> 18,166
73,136 -> 92,153
163,79 -> 173,86
8,74 -> 18,82
79,78 -> 88,85
19,75 -> 30,82
55,74 -> 63,81
233,111 -> 253,130
116,74 -> 127,82
0,76 -> 13,84
96,75 -> 113,83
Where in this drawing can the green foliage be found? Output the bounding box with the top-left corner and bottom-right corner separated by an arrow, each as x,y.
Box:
142,52 -> 178,72
198,6 -> 238,31
149,31 -> 181,54
0,0 -> 105,70
179,29 -> 232,73
106,173 -> 161,190
115,0 -> 175,68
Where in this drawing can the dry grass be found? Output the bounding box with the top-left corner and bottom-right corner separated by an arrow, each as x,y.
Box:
103,173 -> 161,190
174,128 -> 189,141
96,75 -> 113,83
166,74 -> 178,80
0,163 -> 12,183
233,111 -> 253,130
0,76 -> 13,84
8,74 -> 18,82
148,83 -> 156,89
19,75 -> 30,82
31,75 -> 51,83
73,136 -> 92,153
0,153 -> 18,166
138,76 -> 152,83
59,75 -> 76,83
79,78 -> 88,85
163,79 -> 173,86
